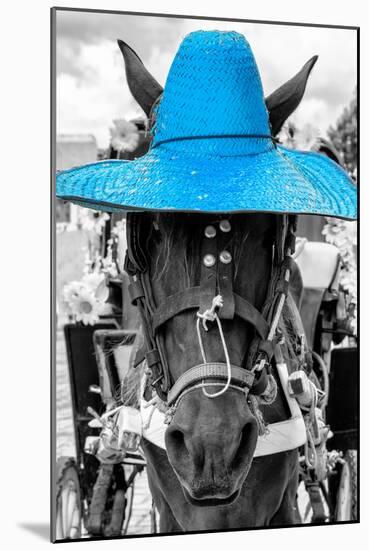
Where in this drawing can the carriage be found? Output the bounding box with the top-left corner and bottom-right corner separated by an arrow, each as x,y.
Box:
54,30 -> 357,540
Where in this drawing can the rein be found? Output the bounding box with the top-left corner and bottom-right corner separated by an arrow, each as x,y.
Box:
125,212 -> 297,413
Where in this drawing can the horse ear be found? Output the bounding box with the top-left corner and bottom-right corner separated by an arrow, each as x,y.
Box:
117,39 -> 163,117
265,56 -> 318,136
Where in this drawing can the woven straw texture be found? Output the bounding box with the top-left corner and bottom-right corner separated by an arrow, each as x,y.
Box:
56,30 -> 357,220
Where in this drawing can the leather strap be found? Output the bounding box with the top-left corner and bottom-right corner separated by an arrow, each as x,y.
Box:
167,362 -> 255,406
151,287 -> 269,339
249,368 -> 268,396
218,221 -> 235,319
128,279 -> 145,305
199,236 -> 217,315
126,212 -> 148,273
233,294 -> 269,339
152,287 -> 200,331
145,349 -> 161,368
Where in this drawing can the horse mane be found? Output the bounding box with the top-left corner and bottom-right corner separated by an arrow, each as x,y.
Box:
146,213 -> 274,288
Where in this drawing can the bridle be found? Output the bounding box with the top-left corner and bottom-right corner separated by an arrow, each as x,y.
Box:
124,212 -> 297,410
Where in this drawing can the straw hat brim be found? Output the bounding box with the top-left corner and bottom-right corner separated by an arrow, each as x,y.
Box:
56,145 -> 357,220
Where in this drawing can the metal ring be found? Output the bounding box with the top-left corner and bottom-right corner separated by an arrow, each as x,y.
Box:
203,254 -> 216,267
219,250 -> 232,264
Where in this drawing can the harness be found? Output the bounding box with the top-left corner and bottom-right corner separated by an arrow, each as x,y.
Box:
124,212 -> 297,410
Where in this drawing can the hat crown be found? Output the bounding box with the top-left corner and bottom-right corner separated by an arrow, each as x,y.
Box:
153,31 -> 271,152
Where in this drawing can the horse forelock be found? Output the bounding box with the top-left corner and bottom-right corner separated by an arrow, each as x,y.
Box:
147,213 -> 275,300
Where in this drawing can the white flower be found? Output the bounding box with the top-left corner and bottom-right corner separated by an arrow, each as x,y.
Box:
94,213 -> 110,236
63,281 -> 85,306
111,219 -> 125,237
82,271 -> 105,292
69,287 -> 104,326
110,119 -> 140,153
78,208 -> 110,235
63,271 -> 110,325
78,207 -> 96,231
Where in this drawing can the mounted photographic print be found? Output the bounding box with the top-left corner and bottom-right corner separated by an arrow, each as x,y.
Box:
51,7 -> 358,542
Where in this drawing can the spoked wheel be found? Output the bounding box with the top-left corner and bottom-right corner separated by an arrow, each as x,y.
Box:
150,500 -> 158,533
335,450 -> 357,521
56,457 -> 82,540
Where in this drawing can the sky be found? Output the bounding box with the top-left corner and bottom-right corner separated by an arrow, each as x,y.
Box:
55,10 -> 357,148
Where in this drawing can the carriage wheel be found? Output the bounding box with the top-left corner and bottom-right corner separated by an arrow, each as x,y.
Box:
150,500 -> 158,533
56,457 -> 82,540
335,450 -> 357,521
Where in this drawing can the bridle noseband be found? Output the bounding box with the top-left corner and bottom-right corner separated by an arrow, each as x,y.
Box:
125,212 -> 297,409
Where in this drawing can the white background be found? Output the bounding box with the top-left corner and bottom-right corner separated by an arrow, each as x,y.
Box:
0,0 -> 367,548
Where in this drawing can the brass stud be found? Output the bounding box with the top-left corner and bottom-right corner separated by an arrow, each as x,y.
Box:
219,250 -> 232,264
204,225 -> 217,238
203,254 -> 216,267
219,220 -> 231,233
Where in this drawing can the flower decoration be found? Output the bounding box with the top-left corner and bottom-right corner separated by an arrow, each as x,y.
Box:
109,119 -> 140,154
78,208 -> 110,235
63,270 -> 110,325
63,281 -> 85,307
61,214 -> 126,325
71,287 -> 102,325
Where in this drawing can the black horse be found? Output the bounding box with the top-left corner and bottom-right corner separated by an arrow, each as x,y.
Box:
118,38 -> 317,532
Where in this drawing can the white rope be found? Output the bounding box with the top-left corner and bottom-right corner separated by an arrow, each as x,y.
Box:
196,295 -> 232,399
311,350 -> 330,411
175,381 -> 246,406
304,426 -> 318,470
303,382 -> 319,469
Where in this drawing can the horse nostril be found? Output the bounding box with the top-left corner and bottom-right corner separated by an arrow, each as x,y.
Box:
166,427 -> 190,459
231,420 -> 258,471
169,428 -> 184,447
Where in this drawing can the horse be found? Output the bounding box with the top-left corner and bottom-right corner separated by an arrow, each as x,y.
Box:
117,38 -> 317,532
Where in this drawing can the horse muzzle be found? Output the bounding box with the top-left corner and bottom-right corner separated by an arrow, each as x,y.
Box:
165,388 -> 259,506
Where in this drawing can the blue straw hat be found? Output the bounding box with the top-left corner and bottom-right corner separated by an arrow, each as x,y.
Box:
56,31 -> 357,220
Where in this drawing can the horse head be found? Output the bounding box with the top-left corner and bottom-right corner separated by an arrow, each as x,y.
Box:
127,211 -> 289,505
120,38 -> 315,506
